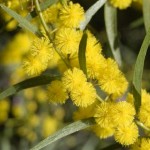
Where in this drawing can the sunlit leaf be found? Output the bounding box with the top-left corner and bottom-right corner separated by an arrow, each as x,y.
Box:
31,119 -> 95,150
132,26 -> 150,112
104,2 -> 122,67
0,75 -> 60,100
0,4 -> 42,37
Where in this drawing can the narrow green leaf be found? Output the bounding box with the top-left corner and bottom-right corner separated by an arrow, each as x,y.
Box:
132,26 -> 150,112
104,2 -> 122,67
0,4 -> 42,37
78,32 -> 87,76
26,0 -> 59,20
30,119 -> 95,150
143,0 -> 150,32
80,0 -> 107,30
0,75 -> 60,100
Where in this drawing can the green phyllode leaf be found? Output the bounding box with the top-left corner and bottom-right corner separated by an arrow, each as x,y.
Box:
31,119 -> 95,150
0,4 -> 42,37
132,26 -> 150,112
80,0 -> 107,30
0,75 -> 60,100
104,2 -> 122,67
78,32 -> 88,76
143,0 -> 150,32
26,0 -> 59,20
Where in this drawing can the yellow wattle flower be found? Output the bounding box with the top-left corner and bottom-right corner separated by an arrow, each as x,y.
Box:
114,122 -> 139,145
59,1 -> 85,28
47,80 -> 68,104
109,0 -> 132,9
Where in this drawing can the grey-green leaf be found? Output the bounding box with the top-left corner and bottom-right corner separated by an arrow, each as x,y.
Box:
0,75 -> 60,100
80,0 -> 107,30
143,0 -> 150,32
104,2 -> 122,67
0,4 -> 42,37
132,26 -> 150,112
26,0 -> 58,20
30,119 -> 95,150
78,32 -> 88,76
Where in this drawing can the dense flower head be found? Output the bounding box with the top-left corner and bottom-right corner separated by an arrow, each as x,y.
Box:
73,102 -> 99,120
98,58 -> 128,95
30,37 -> 54,63
23,37 -> 54,76
59,1 -> 85,28
138,100 -> 150,127
55,28 -> 82,56
47,80 -> 68,104
112,101 -> 136,126
94,102 -> 115,128
114,122 -> 139,145
43,3 -> 61,23
23,55 -> 47,76
131,138 -> 150,150
92,125 -> 114,139
109,0 -> 132,9
70,82 -> 97,107
62,67 -> 87,91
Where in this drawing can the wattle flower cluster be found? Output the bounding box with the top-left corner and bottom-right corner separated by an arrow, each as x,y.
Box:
20,0 -> 150,148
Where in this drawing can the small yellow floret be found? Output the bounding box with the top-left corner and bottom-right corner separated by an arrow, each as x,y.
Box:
109,0 -> 132,9
112,101 -> 135,126
31,37 -> 54,63
59,2 -> 85,28
62,67 -> 87,91
23,55 -> 47,76
92,125 -> 114,139
55,28 -> 82,56
138,101 -> 150,127
131,138 -> 150,150
94,102 -> 115,128
47,80 -> 68,104
98,58 -> 128,95
114,123 -> 139,145
70,82 -> 97,107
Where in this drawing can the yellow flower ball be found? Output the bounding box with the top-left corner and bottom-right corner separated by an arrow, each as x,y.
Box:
109,0 -> 132,9
114,122 -> 139,146
47,80 -> 68,104
59,2 -> 85,28
92,125 -> 114,139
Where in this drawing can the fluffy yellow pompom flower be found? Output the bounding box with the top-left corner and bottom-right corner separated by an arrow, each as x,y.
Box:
59,2 -> 85,28
85,32 -> 104,78
47,80 -> 68,104
31,37 -> 54,63
55,28 -> 82,56
73,102 -> 98,120
23,55 -> 47,76
62,67 -> 87,91
98,58 -> 128,95
94,102 -> 115,128
138,101 -> 150,127
70,82 -> 97,107
112,101 -> 135,126
23,37 -> 53,76
109,0 -> 132,9
92,125 -> 114,139
43,3 -> 61,23
131,138 -> 150,150
114,123 -> 139,145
